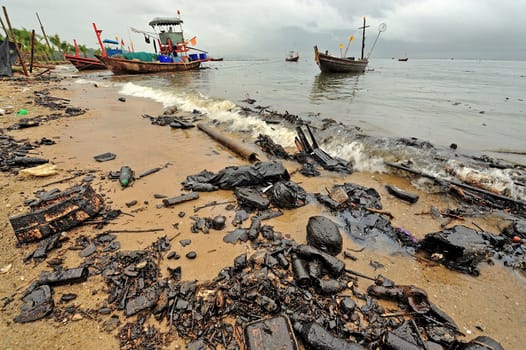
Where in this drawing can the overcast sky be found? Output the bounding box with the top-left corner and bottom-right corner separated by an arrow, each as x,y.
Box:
2,0 -> 525,59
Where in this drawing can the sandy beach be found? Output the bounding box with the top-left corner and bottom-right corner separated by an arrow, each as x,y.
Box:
1,71 -> 524,349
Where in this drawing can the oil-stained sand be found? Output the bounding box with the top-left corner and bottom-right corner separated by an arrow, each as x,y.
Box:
0,77 -> 524,349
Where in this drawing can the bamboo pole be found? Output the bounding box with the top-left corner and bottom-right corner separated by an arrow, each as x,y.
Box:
2,6 -> 28,76
0,16 -> 8,38
35,12 -> 52,55
30,29 -> 35,73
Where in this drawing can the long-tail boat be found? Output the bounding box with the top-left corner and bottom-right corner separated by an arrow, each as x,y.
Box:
96,12 -> 208,75
314,18 -> 385,73
64,39 -> 106,70
285,51 -> 299,62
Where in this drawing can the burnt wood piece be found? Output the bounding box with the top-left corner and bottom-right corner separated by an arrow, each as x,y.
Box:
14,285 -> 54,323
9,185 -> 104,244
37,266 -> 89,287
385,185 -> 419,204
162,192 -> 199,207
295,244 -> 345,277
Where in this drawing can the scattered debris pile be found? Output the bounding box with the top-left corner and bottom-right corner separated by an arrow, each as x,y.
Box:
419,223 -> 526,275
316,182 -> 526,276
57,218 -> 503,349
183,161 -> 307,216
14,266 -> 89,323
7,89 -> 86,131
0,134 -> 55,174
316,182 -> 415,247
6,163 -> 514,349
418,225 -> 492,276
294,125 -> 353,175
385,161 -> 526,218
143,113 -> 200,129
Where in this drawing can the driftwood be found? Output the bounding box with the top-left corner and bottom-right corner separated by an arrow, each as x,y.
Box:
162,192 -> 199,207
99,228 -> 164,235
193,200 -> 236,213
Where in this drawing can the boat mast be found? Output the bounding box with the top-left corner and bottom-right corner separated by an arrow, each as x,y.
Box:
93,23 -> 107,57
177,10 -> 184,42
359,16 -> 369,60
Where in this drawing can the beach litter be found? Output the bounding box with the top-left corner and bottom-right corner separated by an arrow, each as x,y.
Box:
19,163 -> 58,177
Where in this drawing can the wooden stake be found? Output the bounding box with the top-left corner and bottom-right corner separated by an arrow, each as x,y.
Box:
2,6 -> 29,76
0,16 -> 9,38
35,12 -> 52,57
30,29 -> 35,73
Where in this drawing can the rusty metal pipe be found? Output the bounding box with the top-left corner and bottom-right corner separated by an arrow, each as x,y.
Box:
197,123 -> 260,162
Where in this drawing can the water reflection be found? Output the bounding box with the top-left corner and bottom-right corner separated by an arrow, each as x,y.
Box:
309,72 -> 363,104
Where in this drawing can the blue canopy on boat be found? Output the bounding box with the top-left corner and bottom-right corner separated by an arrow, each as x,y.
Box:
103,39 -> 119,45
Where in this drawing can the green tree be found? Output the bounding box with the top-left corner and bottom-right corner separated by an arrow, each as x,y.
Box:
78,44 -> 89,57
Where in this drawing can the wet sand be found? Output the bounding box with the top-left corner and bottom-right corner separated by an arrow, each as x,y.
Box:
0,74 -> 524,349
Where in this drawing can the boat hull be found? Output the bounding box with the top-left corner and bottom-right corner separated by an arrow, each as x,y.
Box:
314,46 -> 367,73
96,55 -> 202,75
64,55 -> 106,71
286,56 -> 299,62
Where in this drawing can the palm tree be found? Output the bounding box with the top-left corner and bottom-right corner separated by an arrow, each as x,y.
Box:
48,34 -> 62,54
78,44 -> 89,57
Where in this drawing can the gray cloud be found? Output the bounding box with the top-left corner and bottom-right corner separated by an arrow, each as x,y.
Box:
2,0 -> 525,59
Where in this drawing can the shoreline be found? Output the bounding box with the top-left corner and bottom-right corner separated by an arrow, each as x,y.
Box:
0,72 -> 524,349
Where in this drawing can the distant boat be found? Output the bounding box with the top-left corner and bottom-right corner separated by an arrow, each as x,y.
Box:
314,18 -> 385,73
286,51 -> 299,62
398,57 -> 408,62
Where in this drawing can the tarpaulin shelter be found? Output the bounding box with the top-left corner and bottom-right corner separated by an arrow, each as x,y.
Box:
0,40 -> 18,77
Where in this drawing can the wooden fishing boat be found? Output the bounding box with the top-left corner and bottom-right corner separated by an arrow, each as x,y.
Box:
286,51 -> 299,62
98,12 -> 209,75
314,46 -> 367,73
314,18 -> 385,74
96,54 -> 202,74
64,38 -> 106,70
398,57 -> 408,62
64,54 -> 106,70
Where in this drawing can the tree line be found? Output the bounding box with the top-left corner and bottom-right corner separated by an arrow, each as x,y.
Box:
1,27 -> 100,61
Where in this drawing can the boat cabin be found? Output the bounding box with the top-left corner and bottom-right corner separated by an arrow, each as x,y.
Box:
149,17 -> 186,55
102,39 -> 123,56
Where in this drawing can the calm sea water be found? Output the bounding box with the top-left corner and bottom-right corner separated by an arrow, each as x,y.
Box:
75,57 -> 526,200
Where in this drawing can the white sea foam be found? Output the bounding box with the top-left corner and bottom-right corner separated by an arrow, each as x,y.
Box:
74,78 -> 112,88
445,159 -> 526,201
118,82 -> 182,107
117,82 -> 297,148
322,141 -> 385,172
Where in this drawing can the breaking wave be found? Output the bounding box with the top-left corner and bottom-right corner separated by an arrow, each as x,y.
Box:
118,82 -> 297,148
